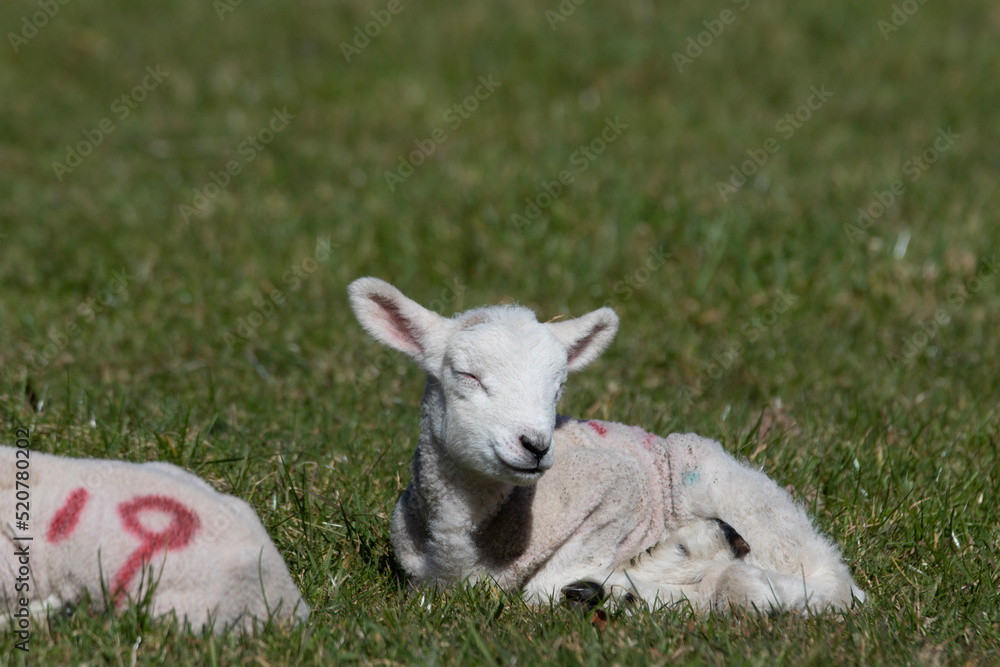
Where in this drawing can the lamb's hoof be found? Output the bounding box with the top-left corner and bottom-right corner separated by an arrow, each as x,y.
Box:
562,581 -> 606,610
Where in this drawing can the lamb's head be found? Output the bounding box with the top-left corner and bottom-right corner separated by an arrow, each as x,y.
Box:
348,277 -> 618,485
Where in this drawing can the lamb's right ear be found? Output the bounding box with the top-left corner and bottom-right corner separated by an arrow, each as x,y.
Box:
348,277 -> 452,371
545,307 -> 619,372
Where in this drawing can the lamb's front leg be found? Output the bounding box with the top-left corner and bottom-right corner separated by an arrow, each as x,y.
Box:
515,445 -> 665,605
518,530 -> 622,605
555,518 -> 761,612
558,567 -> 787,614
564,571 -> 713,611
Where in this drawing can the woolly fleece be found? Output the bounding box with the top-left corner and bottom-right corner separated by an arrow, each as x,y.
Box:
1,446 -> 308,632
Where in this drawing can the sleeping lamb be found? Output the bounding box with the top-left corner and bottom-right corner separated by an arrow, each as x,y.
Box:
348,277 -> 865,612
1,442 -> 308,633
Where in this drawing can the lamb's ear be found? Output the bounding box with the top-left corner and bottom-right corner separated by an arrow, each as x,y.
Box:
714,519 -> 751,559
545,308 -> 619,372
348,277 -> 452,371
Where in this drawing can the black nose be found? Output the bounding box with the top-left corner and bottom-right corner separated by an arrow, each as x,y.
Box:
520,435 -> 550,460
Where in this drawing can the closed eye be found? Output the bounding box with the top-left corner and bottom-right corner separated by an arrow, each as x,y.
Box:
677,544 -> 689,557
456,371 -> 483,388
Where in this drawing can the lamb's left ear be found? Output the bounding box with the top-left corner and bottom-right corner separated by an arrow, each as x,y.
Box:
348,277 -> 453,373
545,308 -> 619,372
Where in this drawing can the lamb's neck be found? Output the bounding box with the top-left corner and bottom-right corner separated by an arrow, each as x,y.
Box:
413,388 -> 514,534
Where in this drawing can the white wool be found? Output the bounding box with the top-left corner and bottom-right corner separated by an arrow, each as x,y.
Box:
349,277 -> 865,613
0,446 -> 308,632
546,421 -> 865,610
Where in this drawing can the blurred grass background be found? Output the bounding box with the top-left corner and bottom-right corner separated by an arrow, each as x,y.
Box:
1,0 -> 998,663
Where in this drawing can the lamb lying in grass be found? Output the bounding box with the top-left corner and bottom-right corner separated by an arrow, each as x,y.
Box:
1,444 -> 308,633
349,277 -> 865,612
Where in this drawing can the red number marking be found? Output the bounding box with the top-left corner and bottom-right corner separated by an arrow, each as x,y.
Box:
47,487 -> 90,543
112,495 -> 200,603
588,420 -> 608,437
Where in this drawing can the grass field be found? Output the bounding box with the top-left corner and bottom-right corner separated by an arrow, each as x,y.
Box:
1,0 -> 999,663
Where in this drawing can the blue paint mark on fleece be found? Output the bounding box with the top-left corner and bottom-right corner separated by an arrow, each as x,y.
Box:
682,470 -> 701,486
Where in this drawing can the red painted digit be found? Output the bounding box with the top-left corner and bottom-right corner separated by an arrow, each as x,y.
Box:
111,495 -> 201,603
47,487 -> 90,543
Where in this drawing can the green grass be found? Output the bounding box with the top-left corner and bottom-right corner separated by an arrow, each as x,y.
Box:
1,0 -> 999,663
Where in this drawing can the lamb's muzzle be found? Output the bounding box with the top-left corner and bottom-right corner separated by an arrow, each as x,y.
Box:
349,276 -> 866,613
519,434 -> 550,465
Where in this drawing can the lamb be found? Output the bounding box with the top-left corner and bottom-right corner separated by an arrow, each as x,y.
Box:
348,277 -> 865,612
1,441 -> 309,634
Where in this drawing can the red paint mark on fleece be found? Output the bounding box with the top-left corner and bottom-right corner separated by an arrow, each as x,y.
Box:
112,495 -> 200,603
47,487 -> 90,544
642,432 -> 657,451
588,421 -> 609,437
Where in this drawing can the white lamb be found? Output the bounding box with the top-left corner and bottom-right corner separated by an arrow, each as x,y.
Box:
348,277 -> 865,612
1,444 -> 309,633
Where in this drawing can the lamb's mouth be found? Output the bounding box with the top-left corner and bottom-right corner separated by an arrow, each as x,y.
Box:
495,452 -> 545,476
505,461 -> 544,475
